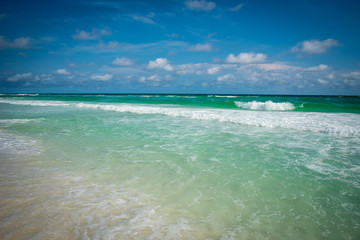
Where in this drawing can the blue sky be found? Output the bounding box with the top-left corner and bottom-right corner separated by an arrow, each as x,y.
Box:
0,0 -> 360,94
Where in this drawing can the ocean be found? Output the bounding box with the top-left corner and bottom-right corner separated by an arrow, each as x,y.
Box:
0,94 -> 359,239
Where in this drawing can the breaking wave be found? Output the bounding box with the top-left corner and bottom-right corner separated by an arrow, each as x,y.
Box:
235,101 -> 295,111
75,103 -> 359,137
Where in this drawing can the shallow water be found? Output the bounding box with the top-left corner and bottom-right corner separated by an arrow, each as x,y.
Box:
0,94 -> 359,239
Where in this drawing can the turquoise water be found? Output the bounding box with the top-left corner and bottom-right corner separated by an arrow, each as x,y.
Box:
0,94 -> 360,239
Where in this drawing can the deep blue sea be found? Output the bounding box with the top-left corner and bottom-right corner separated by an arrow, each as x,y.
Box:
1,94 -> 359,239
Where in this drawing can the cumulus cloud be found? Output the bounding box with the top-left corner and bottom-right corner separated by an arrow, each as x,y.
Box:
291,39 -> 339,54
226,52 -> 267,64
207,66 -> 220,74
228,3 -> 244,11
147,58 -> 173,71
7,73 -> 32,82
187,43 -> 212,52
0,36 -> 31,49
185,0 -> 216,11
90,74 -> 113,81
55,68 -> 70,75
72,29 -> 111,41
112,57 -> 134,66
308,64 -> 330,71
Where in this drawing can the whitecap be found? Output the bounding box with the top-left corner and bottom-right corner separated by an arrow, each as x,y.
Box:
235,100 -> 295,111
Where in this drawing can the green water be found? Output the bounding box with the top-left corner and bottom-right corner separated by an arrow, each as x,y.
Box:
0,94 -> 359,239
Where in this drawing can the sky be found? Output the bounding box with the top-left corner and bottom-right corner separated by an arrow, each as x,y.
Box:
0,0 -> 360,95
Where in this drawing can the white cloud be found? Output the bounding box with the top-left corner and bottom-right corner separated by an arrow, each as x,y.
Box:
317,79 -> 328,85
90,74 -> 113,81
55,68 -> 70,75
255,63 -> 296,71
185,0 -> 216,11
11,37 -> 31,49
148,74 -> 161,82
34,74 -> 53,82
341,71 -> 360,80
73,31 -> 95,41
7,73 -> 32,82
97,40 -> 121,50
138,74 -> 172,87
129,14 -> 156,24
147,58 -> 173,71
217,74 -> 235,82
0,36 -> 31,49
207,66 -> 220,74
112,57 -> 134,66
72,29 -> 111,41
308,64 -> 330,71
340,72 -> 360,87
291,39 -> 339,54
138,76 -> 146,83
228,3 -> 244,11
187,43 -> 212,52
327,73 -> 335,79
175,63 -> 222,75
176,64 -> 197,75
226,52 -> 267,64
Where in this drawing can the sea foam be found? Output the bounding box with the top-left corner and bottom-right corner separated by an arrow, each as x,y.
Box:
76,103 -> 359,137
235,100 -> 295,111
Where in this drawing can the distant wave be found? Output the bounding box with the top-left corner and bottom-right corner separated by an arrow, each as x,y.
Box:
214,95 -> 238,98
0,100 -> 70,107
235,101 -> 295,111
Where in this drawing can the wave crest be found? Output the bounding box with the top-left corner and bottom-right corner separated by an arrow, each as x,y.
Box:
235,101 -> 295,111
